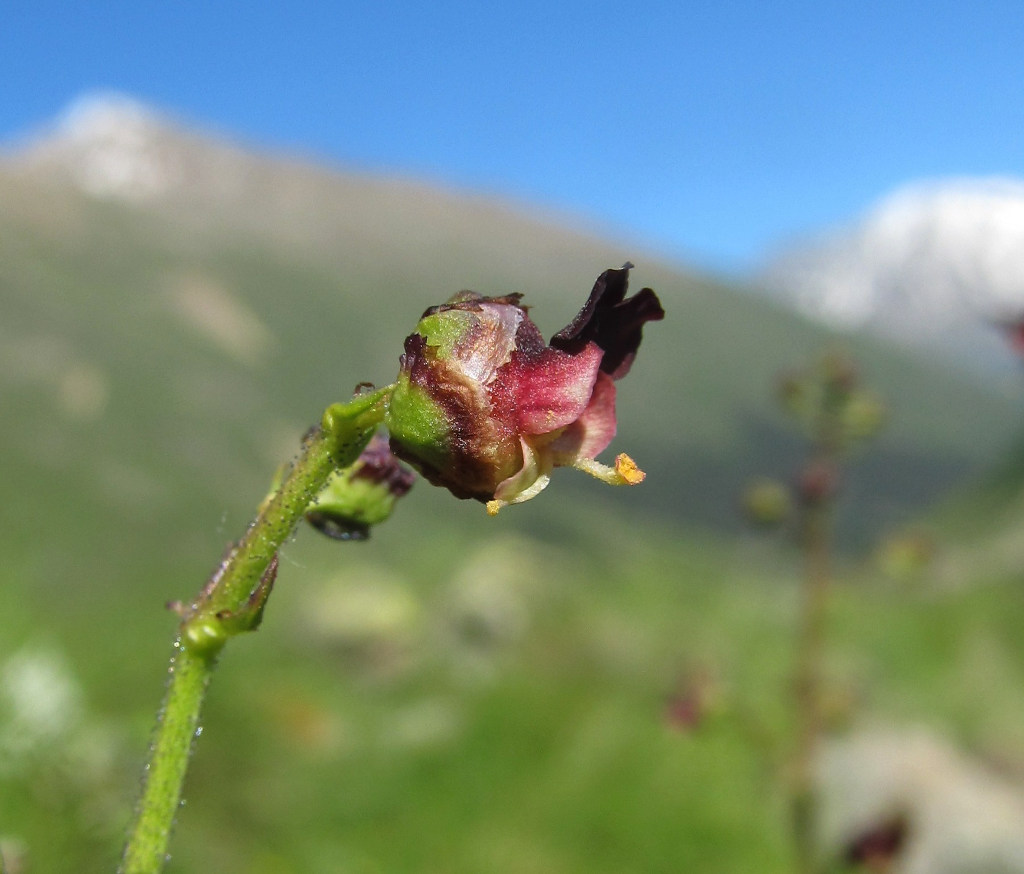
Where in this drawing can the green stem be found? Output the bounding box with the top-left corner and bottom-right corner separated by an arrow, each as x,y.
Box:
120,388 -> 391,873
119,643 -> 212,874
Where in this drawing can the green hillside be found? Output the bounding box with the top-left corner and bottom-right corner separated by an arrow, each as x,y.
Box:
2,116 -> 1024,872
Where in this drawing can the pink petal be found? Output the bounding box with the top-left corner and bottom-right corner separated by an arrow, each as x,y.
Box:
506,342 -> 604,436
546,371 -> 618,465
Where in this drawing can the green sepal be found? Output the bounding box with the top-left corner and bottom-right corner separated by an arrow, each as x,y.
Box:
414,309 -> 475,359
384,373 -> 451,474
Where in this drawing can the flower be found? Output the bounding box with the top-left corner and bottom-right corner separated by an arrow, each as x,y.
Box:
306,433 -> 415,539
384,265 -> 663,513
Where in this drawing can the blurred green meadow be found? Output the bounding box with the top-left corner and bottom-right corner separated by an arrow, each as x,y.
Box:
2,118 -> 1024,872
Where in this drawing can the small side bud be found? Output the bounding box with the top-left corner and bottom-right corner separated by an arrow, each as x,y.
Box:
306,434 -> 415,540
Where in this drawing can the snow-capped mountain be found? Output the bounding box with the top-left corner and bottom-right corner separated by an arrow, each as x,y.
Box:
759,178 -> 1024,374
5,92 -> 271,209
9,93 -> 193,201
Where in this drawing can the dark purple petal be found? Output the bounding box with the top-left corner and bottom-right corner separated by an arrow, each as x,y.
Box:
550,264 -> 665,379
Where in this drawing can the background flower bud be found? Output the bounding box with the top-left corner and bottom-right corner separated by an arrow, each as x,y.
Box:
796,459 -> 839,507
742,477 -> 793,527
840,390 -> 886,444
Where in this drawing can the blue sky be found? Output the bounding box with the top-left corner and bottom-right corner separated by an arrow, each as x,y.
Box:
3,1 -> 1024,272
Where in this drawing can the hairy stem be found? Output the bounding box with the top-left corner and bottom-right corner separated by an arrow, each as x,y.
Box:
119,643 -> 212,874
120,388 -> 390,873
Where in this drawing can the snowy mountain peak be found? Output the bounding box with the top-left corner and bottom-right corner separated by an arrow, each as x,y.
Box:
56,92 -> 164,144
11,92 -> 185,202
759,178 -> 1024,373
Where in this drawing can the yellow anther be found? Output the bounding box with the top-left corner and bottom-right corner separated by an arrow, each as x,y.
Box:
572,453 -> 646,486
614,453 -> 645,485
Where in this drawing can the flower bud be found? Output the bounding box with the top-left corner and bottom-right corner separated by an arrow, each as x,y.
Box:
777,372 -> 808,418
840,390 -> 886,443
821,351 -> 858,398
796,459 -> 839,507
384,265 -> 664,512
741,477 -> 792,527
306,434 -> 415,540
876,530 -> 934,581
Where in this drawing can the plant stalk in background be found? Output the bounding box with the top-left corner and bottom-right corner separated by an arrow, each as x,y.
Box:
747,353 -> 884,874
790,462 -> 838,874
